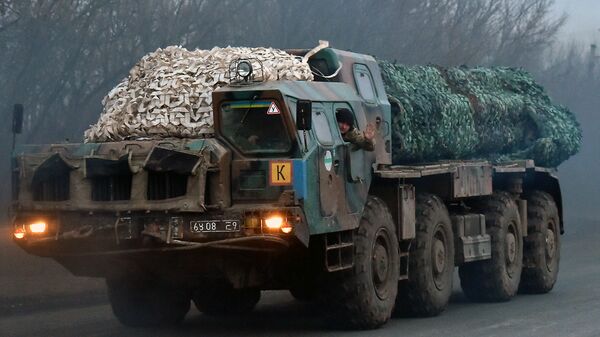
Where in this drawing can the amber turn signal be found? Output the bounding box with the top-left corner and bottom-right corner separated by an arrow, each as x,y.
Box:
14,226 -> 26,239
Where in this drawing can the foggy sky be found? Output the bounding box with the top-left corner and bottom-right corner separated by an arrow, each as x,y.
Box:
555,0 -> 600,40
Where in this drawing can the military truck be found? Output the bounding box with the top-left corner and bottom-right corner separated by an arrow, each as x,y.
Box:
10,47 -> 563,329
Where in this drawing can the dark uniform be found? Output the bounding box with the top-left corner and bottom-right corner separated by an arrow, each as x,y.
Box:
342,127 -> 374,151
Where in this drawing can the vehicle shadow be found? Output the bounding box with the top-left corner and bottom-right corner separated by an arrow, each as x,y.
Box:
131,289 -> 474,336
163,291 -> 327,335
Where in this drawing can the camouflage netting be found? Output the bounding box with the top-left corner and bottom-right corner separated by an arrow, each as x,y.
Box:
84,46 -> 313,142
85,46 -> 580,167
379,60 -> 582,167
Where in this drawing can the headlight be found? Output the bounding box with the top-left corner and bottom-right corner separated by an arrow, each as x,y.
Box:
264,215 -> 284,229
236,60 -> 253,78
263,214 -> 293,234
29,221 -> 47,234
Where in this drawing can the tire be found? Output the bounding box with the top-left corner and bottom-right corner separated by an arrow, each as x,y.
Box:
396,194 -> 454,317
319,196 -> 399,329
519,191 -> 561,294
106,278 -> 190,327
193,283 -> 260,315
459,191 -> 523,302
289,285 -> 317,301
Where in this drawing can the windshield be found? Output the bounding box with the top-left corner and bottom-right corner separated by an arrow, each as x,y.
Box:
220,100 -> 292,154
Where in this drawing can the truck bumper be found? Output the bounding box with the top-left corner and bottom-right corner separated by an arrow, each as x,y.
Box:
12,209 -> 310,286
12,207 -> 308,258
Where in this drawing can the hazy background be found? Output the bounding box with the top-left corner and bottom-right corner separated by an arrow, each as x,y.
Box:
1,0 -> 598,223
555,0 -> 599,39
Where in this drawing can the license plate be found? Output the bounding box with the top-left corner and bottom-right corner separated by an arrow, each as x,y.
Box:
190,220 -> 241,233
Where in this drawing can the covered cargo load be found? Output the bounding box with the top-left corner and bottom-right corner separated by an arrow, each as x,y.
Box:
379,60 -> 582,167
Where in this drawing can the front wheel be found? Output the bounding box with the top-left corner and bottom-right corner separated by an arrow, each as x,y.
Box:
193,283 -> 260,315
106,278 -> 190,327
319,196 -> 399,329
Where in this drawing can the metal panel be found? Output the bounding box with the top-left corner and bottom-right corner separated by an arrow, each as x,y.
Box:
398,185 -> 415,240
452,165 -> 492,198
452,214 -> 491,264
518,199 -> 528,237
457,235 -> 491,263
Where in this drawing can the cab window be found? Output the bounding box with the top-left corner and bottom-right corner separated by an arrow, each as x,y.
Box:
220,100 -> 291,154
353,64 -> 377,102
313,107 -> 334,146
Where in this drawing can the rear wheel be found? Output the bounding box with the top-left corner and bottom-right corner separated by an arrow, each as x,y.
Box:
106,278 -> 190,327
459,191 -> 523,302
319,196 -> 399,329
396,194 -> 454,317
519,191 -> 560,293
193,283 -> 260,315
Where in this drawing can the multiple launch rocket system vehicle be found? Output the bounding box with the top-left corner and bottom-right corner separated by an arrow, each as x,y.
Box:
11,47 -> 565,329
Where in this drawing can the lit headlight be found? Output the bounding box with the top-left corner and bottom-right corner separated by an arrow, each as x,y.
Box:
263,214 -> 293,234
29,221 -> 47,234
236,60 -> 253,78
264,215 -> 284,229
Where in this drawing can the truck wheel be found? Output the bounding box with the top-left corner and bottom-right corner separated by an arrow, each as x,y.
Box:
459,191 -> 523,302
396,194 -> 454,317
320,196 -> 399,329
193,283 -> 260,315
289,285 -> 316,301
519,191 -> 560,294
106,278 -> 190,327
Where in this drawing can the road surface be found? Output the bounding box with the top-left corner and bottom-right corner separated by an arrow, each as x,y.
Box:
1,218 -> 599,337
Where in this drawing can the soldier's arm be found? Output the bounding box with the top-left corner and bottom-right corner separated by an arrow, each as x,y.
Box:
348,128 -> 374,151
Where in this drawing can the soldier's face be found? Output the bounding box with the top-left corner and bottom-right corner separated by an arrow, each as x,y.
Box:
338,122 -> 351,134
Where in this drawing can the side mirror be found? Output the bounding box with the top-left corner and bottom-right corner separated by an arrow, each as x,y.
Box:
296,100 -> 312,131
13,104 -> 23,134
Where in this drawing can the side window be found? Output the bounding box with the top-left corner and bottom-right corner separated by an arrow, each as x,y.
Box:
353,64 -> 377,102
313,107 -> 334,146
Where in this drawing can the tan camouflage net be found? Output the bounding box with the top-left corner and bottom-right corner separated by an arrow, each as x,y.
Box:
84,46 -> 313,142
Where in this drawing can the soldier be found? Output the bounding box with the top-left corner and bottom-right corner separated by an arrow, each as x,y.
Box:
336,108 -> 375,151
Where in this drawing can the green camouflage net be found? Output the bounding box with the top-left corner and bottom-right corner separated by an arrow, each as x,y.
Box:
379,60 -> 582,167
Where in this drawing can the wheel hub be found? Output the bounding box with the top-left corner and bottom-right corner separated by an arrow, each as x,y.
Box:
373,244 -> 389,283
432,226 -> 448,291
545,227 -> 556,260
506,232 -> 517,264
433,239 -> 446,274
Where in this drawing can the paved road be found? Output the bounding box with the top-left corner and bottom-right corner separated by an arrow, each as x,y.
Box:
2,218 -> 599,337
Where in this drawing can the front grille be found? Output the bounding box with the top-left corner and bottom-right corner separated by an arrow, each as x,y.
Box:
31,153 -> 72,201
85,156 -> 133,202
91,175 -> 132,201
33,171 -> 70,201
147,171 -> 188,200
